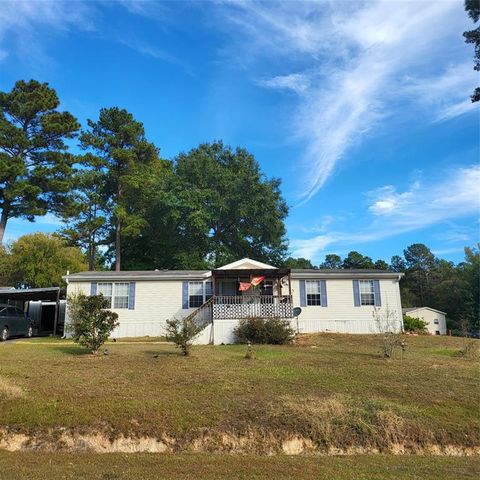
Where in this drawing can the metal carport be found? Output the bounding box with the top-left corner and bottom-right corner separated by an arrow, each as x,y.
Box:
0,287 -> 64,336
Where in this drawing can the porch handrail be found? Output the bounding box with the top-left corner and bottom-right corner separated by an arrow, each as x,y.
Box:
185,297 -> 214,329
214,294 -> 292,304
213,294 -> 293,319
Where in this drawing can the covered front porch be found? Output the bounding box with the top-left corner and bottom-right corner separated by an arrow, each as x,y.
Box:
211,267 -> 293,320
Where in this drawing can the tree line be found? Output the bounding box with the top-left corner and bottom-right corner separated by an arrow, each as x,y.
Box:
0,80 -> 288,271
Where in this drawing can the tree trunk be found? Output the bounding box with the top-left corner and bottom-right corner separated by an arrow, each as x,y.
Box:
115,219 -> 121,271
0,209 -> 8,245
88,235 -> 95,271
115,184 -> 123,272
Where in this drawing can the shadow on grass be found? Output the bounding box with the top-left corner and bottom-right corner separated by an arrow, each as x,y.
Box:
144,350 -> 179,357
53,345 -> 91,356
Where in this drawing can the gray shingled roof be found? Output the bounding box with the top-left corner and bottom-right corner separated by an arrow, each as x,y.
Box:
66,268 -> 402,282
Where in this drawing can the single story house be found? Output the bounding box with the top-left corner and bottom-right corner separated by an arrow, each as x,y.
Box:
64,258 -> 404,344
402,307 -> 447,335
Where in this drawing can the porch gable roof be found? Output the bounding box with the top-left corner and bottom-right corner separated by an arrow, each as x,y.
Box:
211,267 -> 290,279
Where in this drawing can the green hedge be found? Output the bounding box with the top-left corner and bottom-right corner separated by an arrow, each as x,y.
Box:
233,317 -> 295,344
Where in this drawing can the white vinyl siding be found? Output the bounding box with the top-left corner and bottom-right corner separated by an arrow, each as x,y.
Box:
291,277 -> 403,335
359,280 -> 375,306
66,274 -> 404,341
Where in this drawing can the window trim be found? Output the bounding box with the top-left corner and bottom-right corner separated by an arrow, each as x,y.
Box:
358,280 -> 375,306
97,282 -> 130,310
188,281 -> 213,309
305,280 -> 323,306
113,282 -> 130,309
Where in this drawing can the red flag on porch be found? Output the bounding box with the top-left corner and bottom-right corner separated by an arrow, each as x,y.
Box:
238,282 -> 252,291
250,276 -> 265,287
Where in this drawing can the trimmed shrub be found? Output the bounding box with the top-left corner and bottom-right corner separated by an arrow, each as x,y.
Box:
233,317 -> 295,345
67,293 -> 119,354
403,315 -> 428,334
165,317 -> 203,356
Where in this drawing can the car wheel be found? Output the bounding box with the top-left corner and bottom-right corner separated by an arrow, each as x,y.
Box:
1,327 -> 8,342
26,326 -> 33,338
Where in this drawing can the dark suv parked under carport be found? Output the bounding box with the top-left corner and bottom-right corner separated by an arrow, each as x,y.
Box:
0,304 -> 33,341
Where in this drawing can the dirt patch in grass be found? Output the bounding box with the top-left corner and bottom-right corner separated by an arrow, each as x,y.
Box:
0,376 -> 24,400
0,428 -> 479,455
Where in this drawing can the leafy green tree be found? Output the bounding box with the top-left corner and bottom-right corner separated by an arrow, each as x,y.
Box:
67,292 -> 119,354
320,254 -> 342,269
390,255 -> 406,272
0,80 -> 80,243
283,257 -> 315,269
167,141 -> 288,268
60,154 -> 108,270
0,245 -> 9,286
4,233 -> 87,288
115,160 -> 179,270
458,245 -> 480,329
342,251 -> 374,269
80,107 -> 159,271
403,243 -> 436,305
464,0 -> 480,102
374,259 -> 389,270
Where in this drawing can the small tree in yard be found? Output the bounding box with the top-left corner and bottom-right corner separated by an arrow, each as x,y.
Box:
403,315 -> 428,334
67,293 -> 119,354
165,317 -> 203,356
373,305 -> 403,359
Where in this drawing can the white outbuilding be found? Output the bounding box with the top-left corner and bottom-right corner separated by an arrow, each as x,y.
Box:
402,307 -> 447,335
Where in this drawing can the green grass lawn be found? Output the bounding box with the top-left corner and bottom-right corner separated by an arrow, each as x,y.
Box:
0,334 -> 478,454
0,452 -> 478,480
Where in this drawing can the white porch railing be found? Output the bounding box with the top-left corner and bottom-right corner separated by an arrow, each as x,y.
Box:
212,295 -> 293,320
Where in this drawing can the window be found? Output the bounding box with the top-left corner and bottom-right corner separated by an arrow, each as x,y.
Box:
219,280 -> 236,296
188,282 -> 204,308
435,330 -> 440,335
260,281 -> 274,296
114,283 -> 129,309
205,281 -> 213,301
359,280 -> 375,306
434,318 -> 439,324
306,280 -> 322,306
97,282 -> 129,309
188,281 -> 213,308
97,283 -> 113,308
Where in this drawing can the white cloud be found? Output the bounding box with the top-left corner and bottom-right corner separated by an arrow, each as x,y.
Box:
259,73 -> 310,94
0,0 -> 96,63
215,0 -> 475,202
0,1 -> 179,68
291,164 -> 480,260
403,62 -> 478,122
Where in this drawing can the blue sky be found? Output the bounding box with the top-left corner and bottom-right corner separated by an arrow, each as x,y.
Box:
0,0 -> 478,265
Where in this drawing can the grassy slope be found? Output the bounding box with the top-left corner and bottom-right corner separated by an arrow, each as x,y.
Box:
0,334 -> 478,450
0,452 -> 479,480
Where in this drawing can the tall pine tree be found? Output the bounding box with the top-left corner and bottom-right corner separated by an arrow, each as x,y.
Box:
0,80 -> 79,243
80,108 -> 159,270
